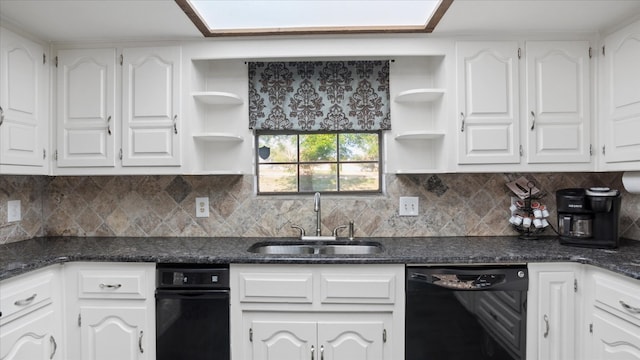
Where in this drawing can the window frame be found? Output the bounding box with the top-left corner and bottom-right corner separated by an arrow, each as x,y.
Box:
255,130 -> 383,195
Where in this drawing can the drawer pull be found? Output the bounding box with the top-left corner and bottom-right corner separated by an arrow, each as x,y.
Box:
14,293 -> 37,306
139,330 -> 144,353
620,300 -> 640,314
543,314 -> 549,338
99,283 -> 122,290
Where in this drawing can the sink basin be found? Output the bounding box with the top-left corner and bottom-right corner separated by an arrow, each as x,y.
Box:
247,241 -> 384,255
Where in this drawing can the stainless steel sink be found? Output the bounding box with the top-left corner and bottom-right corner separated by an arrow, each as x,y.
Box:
247,241 -> 384,255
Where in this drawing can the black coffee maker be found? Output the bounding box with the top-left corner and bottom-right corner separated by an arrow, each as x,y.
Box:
556,187 -> 622,248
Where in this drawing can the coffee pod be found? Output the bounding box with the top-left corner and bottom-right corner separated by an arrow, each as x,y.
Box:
509,204 -> 518,212
541,209 -> 550,218
512,215 -> 523,226
533,209 -> 543,218
533,218 -> 543,228
522,217 -> 532,228
541,219 -> 549,228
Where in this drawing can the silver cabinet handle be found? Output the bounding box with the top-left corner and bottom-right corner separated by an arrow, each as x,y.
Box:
311,345 -> 315,360
620,300 -> 640,313
460,112 -> 465,132
543,314 -> 549,338
173,114 -> 178,134
530,110 -> 536,130
138,330 -> 144,353
99,283 -> 122,289
107,115 -> 112,135
50,336 -> 57,359
320,345 -> 324,360
14,293 -> 37,306
43,149 -> 47,160
0,105 -> 4,126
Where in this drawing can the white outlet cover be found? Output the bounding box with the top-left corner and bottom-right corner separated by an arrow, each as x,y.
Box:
196,197 -> 210,218
7,200 -> 21,222
399,196 -> 419,216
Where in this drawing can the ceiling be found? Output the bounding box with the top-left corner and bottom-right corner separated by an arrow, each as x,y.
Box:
0,0 -> 639,43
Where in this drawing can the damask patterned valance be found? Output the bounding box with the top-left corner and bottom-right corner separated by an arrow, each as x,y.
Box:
249,61 -> 390,131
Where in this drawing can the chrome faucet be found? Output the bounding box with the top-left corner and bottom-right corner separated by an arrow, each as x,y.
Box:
314,192 -> 322,236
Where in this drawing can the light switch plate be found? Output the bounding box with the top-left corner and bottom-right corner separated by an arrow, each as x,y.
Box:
399,197 -> 419,216
7,200 -> 21,222
196,197 -> 210,218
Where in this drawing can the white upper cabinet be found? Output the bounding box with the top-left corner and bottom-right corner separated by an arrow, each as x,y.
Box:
0,27 -> 48,173
600,19 -> 640,169
456,41 -> 521,165
56,48 -> 117,168
525,41 -> 591,164
121,46 -> 181,167
55,46 -> 181,174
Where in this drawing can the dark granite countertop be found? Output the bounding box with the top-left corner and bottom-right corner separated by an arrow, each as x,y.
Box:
2,236 -> 640,281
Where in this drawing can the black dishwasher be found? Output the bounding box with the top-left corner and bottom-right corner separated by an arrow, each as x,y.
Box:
156,264 -> 230,360
406,265 -> 528,360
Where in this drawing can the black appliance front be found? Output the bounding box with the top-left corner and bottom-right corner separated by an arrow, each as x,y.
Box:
156,265 -> 230,360
406,266 -> 528,360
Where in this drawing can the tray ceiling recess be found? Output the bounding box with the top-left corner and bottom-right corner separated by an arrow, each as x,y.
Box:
175,0 -> 453,37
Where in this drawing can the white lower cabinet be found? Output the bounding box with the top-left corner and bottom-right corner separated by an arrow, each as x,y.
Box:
248,314 -> 387,360
63,262 -> 155,360
585,266 -> 640,360
0,265 -> 63,360
526,262 -> 581,360
231,264 -> 404,360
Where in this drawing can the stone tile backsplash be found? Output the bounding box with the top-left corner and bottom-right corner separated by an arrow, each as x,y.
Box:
1,173 -> 639,244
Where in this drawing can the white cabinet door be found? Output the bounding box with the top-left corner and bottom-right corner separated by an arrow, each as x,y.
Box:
0,27 -> 47,169
56,48 -> 116,167
319,321 -> 385,360
121,46 -> 181,167
80,306 -> 148,360
527,264 -> 577,360
591,309 -> 640,360
525,41 -> 591,164
457,41 -> 520,164
601,19 -> 640,165
250,320 -> 316,360
0,307 -> 60,360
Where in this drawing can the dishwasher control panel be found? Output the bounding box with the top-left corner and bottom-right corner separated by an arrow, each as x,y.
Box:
157,265 -> 229,289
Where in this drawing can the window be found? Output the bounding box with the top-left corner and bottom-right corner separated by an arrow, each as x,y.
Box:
257,132 -> 381,194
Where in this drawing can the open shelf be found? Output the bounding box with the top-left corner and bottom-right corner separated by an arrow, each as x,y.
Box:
193,91 -> 243,105
395,131 -> 445,140
193,133 -> 244,142
394,88 -> 445,103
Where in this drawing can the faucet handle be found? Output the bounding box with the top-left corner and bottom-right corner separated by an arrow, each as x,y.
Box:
291,225 -> 306,239
332,225 -> 348,237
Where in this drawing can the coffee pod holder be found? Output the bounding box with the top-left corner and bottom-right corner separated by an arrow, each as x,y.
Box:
508,180 -> 550,240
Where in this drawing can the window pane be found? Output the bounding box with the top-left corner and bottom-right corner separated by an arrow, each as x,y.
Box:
258,135 -> 297,163
299,134 -> 337,162
300,164 -> 337,192
339,133 -> 379,161
258,164 -> 298,192
339,163 -> 379,191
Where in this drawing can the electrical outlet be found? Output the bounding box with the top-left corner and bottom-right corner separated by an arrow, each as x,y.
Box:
196,197 -> 210,218
7,200 -> 21,222
399,197 -> 419,216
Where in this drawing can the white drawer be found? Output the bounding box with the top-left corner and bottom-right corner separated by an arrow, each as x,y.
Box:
77,269 -> 148,300
238,272 -> 313,303
320,273 -> 396,304
0,268 -> 56,324
593,271 -> 640,326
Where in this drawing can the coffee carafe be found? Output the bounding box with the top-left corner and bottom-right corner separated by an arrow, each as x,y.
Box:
556,187 -> 621,248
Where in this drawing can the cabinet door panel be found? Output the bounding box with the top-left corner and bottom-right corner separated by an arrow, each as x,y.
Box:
319,322 -> 384,360
534,271 -> 576,360
526,41 -> 590,163
0,307 -> 58,360
0,28 -> 46,168
80,306 -> 147,360
57,48 -> 116,167
251,321 -> 316,360
603,21 -> 640,164
122,47 -> 180,167
457,42 -> 520,164
592,310 -> 640,360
